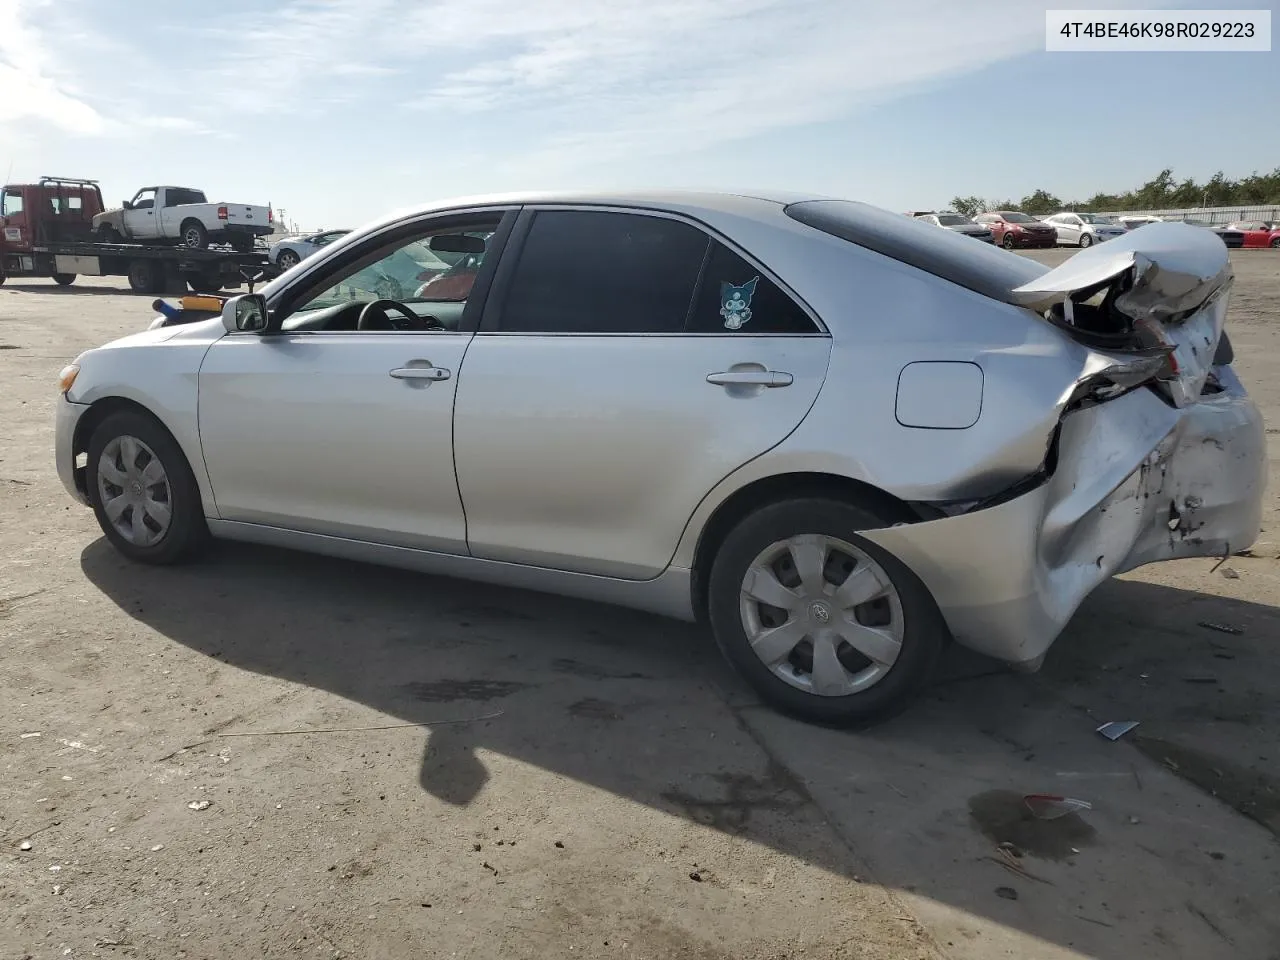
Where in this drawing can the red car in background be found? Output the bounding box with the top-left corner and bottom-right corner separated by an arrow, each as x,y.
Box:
972,211 -> 1058,249
1227,221 -> 1280,248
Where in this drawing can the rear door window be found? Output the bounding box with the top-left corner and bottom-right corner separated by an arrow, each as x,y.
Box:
495,210 -> 707,334
686,241 -> 818,334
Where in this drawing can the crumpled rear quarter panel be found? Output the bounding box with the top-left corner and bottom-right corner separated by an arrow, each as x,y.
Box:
859,370 -> 1266,666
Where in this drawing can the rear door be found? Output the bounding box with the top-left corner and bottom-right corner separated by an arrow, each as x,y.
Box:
452,206 -> 832,580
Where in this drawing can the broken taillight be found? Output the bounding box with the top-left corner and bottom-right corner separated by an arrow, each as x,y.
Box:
217,206 -> 228,220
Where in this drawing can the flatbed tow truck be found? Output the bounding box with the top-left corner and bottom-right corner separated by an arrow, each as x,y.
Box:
0,176 -> 280,294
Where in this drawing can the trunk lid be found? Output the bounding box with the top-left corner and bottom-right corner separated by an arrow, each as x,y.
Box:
1009,221 -> 1232,408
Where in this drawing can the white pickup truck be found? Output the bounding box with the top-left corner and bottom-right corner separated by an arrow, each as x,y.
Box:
92,185 -> 273,251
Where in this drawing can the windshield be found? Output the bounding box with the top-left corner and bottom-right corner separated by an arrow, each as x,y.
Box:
936,214 -> 969,225
1002,212 -> 1038,224
1079,214 -> 1116,225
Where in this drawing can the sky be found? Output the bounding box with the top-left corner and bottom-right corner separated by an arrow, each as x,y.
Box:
1,0 -> 1276,231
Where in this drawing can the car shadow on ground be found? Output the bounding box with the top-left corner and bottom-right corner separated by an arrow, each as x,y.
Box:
0,283 -> 142,296
80,537 -> 1280,959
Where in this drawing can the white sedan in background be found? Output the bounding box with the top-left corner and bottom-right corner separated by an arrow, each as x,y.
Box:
1042,212 -> 1127,247
268,229 -> 351,271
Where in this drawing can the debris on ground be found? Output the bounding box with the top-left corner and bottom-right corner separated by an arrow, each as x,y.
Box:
1097,721 -> 1140,741
1220,568 -> 1240,579
554,840 -> 564,849
19,841 -> 32,851
20,732 -> 42,739
995,886 -> 1018,900
689,871 -> 703,882
1024,795 -> 1092,820
187,800 -> 211,811
1198,621 -> 1244,636
150,844 -> 164,852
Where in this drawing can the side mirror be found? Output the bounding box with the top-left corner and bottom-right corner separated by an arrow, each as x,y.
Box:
122,200 -> 133,210
222,293 -> 269,334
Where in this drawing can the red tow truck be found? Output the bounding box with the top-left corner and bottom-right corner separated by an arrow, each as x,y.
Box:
0,176 -> 279,294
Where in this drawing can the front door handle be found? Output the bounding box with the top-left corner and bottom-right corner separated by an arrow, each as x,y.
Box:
707,370 -> 793,388
390,365 -> 450,382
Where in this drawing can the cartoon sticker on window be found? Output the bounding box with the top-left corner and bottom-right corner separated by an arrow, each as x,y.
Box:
720,276 -> 759,330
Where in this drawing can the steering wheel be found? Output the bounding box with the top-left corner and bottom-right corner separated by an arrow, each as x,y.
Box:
356,299 -> 443,331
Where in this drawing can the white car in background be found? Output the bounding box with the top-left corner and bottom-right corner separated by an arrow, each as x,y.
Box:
269,229 -> 351,271
1042,212 -> 1127,247
1117,215 -> 1164,231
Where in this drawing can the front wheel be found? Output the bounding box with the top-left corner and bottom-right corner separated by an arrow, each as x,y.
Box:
1002,234 -> 1016,249
276,249 -> 301,271
1271,237 -> 1280,248
1079,232 -> 1093,248
52,273 -> 76,286
707,498 -> 947,726
86,410 -> 208,564
97,225 -> 123,244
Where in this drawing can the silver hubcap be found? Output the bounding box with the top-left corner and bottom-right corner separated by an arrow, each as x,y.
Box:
185,229 -> 201,247
97,435 -> 173,547
739,534 -> 904,697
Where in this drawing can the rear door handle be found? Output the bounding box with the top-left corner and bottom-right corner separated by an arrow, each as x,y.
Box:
707,370 -> 793,387
390,365 -> 450,382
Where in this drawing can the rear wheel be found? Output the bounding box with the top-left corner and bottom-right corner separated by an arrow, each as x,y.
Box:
707,498 -> 947,726
127,259 -> 159,294
1079,232 -> 1093,248
180,219 -> 209,249
52,273 -> 76,286
86,410 -> 209,565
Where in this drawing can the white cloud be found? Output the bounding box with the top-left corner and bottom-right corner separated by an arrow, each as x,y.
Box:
0,0 -> 105,134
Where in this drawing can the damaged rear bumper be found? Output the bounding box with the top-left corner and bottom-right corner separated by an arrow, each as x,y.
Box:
861,367 -> 1266,667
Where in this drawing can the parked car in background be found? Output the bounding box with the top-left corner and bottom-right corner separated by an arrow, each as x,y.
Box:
1041,212 -> 1127,247
972,211 -> 1058,249
1226,221 -> 1280,248
93,186 -> 272,251
1180,218 -> 1245,248
1118,215 -> 1163,231
269,229 -> 351,271
912,212 -> 994,242
55,192 -> 1264,725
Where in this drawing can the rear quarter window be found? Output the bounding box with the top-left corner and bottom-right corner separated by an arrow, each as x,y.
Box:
686,241 -> 818,334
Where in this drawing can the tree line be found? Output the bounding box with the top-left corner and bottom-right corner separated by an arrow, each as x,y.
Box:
950,167 -> 1280,218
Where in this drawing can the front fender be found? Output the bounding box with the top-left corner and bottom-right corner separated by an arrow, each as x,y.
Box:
67,332 -> 221,518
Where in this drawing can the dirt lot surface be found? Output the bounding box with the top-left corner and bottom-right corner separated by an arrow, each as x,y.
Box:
2,250 -> 1278,960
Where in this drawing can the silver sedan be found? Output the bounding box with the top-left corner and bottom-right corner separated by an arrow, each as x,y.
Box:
54,192 -> 1266,725
268,229 -> 351,271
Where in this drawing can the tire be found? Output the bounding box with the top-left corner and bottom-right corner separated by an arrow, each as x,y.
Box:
180,219 -> 209,249
86,410 -> 209,565
707,498 -> 947,726
52,273 -> 76,286
1002,234 -> 1016,249
1271,237 -> 1280,248
276,249 -> 301,271
97,225 -> 123,244
1079,232 -> 1093,248
127,259 -> 158,294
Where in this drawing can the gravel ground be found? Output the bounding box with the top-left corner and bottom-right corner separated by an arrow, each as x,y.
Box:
1,249 -> 1277,960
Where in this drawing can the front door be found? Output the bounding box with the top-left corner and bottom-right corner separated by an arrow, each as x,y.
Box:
197,212 -> 510,553
452,208 -> 833,580
123,188 -> 158,239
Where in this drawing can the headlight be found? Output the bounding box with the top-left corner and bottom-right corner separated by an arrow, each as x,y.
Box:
58,363 -> 80,394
